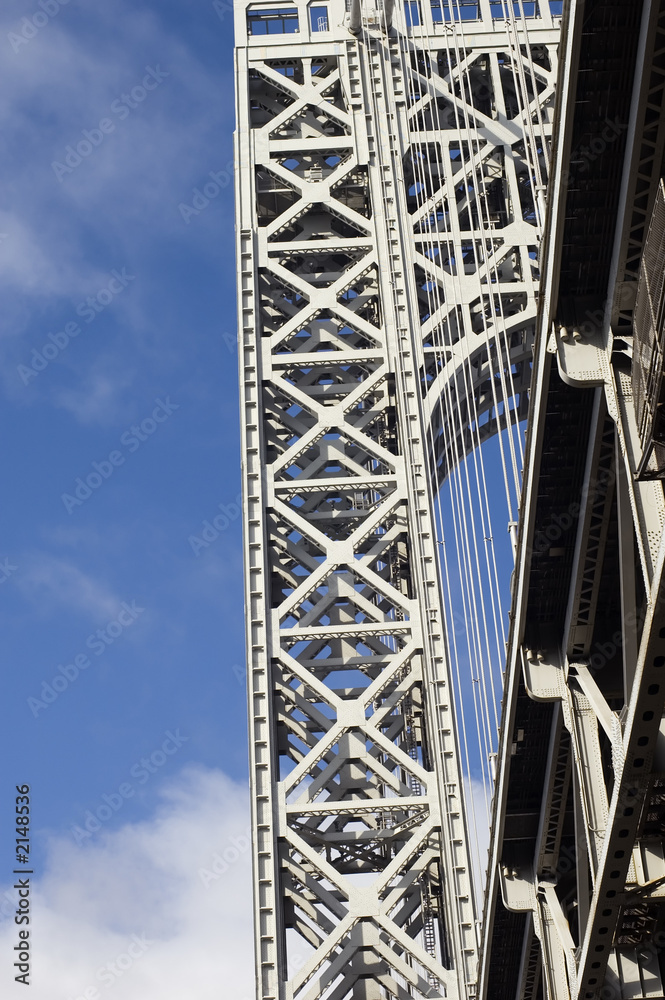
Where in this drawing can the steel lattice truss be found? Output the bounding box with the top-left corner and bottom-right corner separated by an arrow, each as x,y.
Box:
234,3 -> 559,999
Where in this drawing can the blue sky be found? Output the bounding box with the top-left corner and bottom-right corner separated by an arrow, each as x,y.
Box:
0,1 -> 518,994
1,1 -> 255,995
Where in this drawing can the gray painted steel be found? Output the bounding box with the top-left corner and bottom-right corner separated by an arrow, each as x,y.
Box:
234,2 -> 559,998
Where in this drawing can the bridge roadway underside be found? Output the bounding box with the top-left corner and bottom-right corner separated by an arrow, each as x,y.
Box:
481,2 -> 665,1000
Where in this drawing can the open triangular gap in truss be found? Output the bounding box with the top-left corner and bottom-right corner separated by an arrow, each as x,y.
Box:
276,427 -> 395,483
419,352 -> 451,398
259,267 -> 309,334
269,202 -> 369,243
414,236 -> 505,275
403,142 -> 446,214
284,482 -> 396,542
275,310 -> 381,354
357,525 -> 413,603
279,565 -> 408,632
281,846 -> 348,955
264,380 -> 318,462
448,51 -> 500,119
422,303 -> 466,350
280,646 -> 419,721
262,56 -> 305,85
443,48 -> 506,122
272,148 -> 353,184
492,50 -> 551,120
331,166 -> 372,219
469,291 -> 529,334
478,244 -> 525,283
372,695 -> 428,783
288,802 -> 429,876
378,850 -> 448,983
412,197 -> 451,236
290,917 -> 445,1000
314,75 -> 347,114
268,509 -> 326,607
270,102 -> 350,141
380,847 -> 442,926
248,68 -> 297,128
408,92 -> 481,133
287,726 -> 423,805
309,54 -> 341,80
278,651 -> 408,709
281,634 -> 409,686
275,664 -> 338,780
271,247 -> 371,289
337,266 -> 381,329
342,371 -> 396,446
256,166 -> 301,227
277,356 -> 381,406
414,264 -> 446,325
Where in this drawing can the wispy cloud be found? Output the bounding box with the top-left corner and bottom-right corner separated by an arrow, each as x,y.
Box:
0,4 -> 231,243
0,209 -> 97,302
16,553 -> 121,620
52,363 -> 138,426
0,1 -> 233,396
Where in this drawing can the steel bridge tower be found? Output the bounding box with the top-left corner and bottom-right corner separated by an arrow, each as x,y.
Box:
234,2 -> 559,998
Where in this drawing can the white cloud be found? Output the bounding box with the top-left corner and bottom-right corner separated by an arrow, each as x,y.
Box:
0,766 -> 254,999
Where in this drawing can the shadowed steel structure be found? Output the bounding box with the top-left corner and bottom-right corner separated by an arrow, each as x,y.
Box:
480,2 -> 665,999
234,2 -> 559,998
